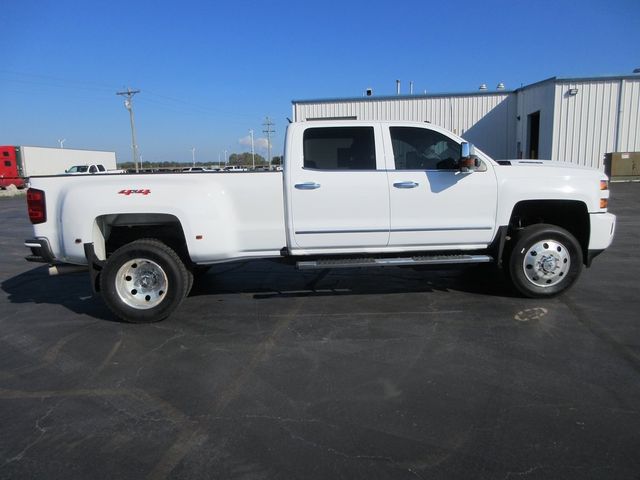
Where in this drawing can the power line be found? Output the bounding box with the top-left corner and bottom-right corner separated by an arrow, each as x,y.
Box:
0,70 -> 257,122
0,69 -> 117,92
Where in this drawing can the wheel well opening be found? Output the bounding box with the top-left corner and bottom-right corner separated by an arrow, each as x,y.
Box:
98,213 -> 190,264
508,200 -> 590,262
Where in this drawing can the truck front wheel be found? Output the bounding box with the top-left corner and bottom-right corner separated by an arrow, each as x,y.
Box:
100,239 -> 189,323
508,224 -> 583,298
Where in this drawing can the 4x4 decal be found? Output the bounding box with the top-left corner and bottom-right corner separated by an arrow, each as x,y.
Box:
118,189 -> 151,196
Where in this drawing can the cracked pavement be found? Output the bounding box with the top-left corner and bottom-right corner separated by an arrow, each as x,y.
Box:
1,184 -> 639,479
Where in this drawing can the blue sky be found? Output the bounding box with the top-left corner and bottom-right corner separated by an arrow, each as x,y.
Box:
1,0 -> 638,164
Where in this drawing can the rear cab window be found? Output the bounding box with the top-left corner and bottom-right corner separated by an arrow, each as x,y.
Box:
303,127 -> 377,170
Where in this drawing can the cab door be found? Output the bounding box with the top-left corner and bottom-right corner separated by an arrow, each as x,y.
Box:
383,125 -> 498,248
287,124 -> 390,250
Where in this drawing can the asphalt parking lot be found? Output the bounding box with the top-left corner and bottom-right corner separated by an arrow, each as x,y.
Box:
1,183 -> 639,479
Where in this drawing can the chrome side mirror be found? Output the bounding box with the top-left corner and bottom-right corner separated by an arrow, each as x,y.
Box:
461,142 -> 470,158
459,142 -> 480,172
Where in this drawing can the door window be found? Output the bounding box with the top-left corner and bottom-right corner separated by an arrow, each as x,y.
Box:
303,127 -> 376,170
390,127 -> 460,170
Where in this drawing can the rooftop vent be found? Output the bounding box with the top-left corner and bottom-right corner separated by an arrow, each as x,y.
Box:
479,84 -> 488,90
497,82 -> 506,90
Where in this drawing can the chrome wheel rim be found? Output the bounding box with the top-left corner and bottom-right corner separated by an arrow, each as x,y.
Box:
523,239 -> 571,288
115,258 -> 168,309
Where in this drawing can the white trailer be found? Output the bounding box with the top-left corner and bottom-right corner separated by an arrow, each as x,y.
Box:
18,147 -> 117,178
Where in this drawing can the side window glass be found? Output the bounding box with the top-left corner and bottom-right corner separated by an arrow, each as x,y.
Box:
303,127 -> 376,170
98,165 -> 105,172
4,161 -> 11,167
89,165 -> 97,173
390,127 -> 461,170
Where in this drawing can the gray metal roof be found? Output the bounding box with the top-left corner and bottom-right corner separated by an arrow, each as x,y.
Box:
517,74 -> 640,91
292,89 -> 514,105
292,74 -> 640,104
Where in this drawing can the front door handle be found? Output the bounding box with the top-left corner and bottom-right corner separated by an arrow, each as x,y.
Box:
393,181 -> 419,189
295,182 -> 321,190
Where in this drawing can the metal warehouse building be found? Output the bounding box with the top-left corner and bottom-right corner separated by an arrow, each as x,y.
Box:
292,75 -> 640,171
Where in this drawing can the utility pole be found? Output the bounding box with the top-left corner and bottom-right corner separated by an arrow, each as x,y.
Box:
191,147 -> 196,167
58,138 -> 66,149
224,149 -> 228,167
116,87 -> 141,173
249,129 -> 255,169
262,116 -> 275,168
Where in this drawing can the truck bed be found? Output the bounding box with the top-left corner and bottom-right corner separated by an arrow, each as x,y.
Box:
29,171 -> 287,265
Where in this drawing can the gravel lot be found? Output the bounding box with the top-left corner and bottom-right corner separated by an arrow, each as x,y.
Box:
1,183 -> 639,479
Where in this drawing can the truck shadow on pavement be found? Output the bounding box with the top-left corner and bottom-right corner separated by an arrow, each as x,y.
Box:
1,265 -> 116,321
1,261 -> 516,322
190,260 -> 516,299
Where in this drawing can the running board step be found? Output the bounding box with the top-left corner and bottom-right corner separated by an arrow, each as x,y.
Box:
296,254 -> 493,270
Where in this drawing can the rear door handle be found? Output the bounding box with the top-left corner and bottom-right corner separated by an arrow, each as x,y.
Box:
295,182 -> 321,190
393,181 -> 419,189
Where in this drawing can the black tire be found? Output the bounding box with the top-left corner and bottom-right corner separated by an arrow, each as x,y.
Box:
507,224 -> 583,298
185,269 -> 194,297
100,239 -> 189,323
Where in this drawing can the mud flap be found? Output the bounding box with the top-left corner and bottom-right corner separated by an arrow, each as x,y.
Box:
84,243 -> 105,293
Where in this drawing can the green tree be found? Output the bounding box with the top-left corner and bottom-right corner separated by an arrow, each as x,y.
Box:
228,152 -> 267,167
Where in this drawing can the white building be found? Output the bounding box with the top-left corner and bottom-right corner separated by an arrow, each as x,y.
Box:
292,75 -> 640,170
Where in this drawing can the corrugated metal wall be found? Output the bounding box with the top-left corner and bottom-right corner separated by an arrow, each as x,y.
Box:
618,78 -> 640,153
551,79 -> 640,169
294,93 -> 516,159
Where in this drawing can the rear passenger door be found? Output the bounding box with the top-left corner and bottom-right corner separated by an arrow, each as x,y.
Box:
288,124 -> 390,250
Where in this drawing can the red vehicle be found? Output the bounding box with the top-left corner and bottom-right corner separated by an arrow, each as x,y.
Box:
0,146 -> 25,189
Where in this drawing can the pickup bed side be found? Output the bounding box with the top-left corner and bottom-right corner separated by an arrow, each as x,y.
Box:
28,172 -> 286,265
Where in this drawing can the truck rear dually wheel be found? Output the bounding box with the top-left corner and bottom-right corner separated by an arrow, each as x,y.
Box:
508,224 -> 583,298
100,239 -> 189,323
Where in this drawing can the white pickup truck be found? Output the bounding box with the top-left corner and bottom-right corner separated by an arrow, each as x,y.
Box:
25,120 -> 616,323
65,164 -> 127,174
